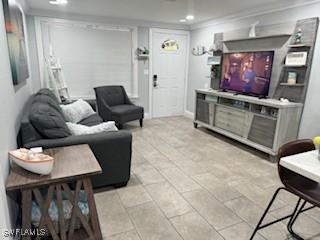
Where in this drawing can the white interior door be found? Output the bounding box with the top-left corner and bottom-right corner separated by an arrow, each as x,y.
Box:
151,29 -> 188,118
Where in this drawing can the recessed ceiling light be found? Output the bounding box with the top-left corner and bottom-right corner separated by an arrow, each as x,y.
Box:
179,19 -> 187,23
49,0 -> 68,5
186,15 -> 194,20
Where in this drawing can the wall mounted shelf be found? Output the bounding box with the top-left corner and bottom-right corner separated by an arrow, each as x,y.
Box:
222,34 -> 292,43
274,17 -> 319,103
283,65 -> 307,68
137,54 -> 149,58
287,44 -> 311,48
280,83 -> 305,87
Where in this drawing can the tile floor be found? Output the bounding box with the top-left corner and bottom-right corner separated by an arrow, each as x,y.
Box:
94,116 -> 320,240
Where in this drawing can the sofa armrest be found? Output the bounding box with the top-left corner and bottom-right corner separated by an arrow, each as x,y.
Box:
24,130 -> 132,149
85,99 -> 97,111
124,94 -> 134,105
24,130 -> 132,188
97,97 -> 113,121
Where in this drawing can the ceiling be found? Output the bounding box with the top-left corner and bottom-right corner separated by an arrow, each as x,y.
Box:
25,0 -> 318,25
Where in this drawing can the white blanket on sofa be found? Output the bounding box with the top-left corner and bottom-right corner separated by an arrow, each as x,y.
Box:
66,121 -> 118,136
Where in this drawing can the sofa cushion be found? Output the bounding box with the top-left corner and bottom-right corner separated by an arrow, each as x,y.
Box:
33,94 -> 63,116
79,113 -> 103,126
66,121 -> 118,136
110,105 -> 144,116
36,88 -> 60,103
29,101 -> 71,139
60,99 -> 95,123
18,96 -> 43,146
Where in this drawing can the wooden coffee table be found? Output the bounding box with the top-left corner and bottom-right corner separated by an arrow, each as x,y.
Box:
6,144 -> 103,240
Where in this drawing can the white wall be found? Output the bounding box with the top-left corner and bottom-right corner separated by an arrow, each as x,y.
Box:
0,0 -> 33,231
137,27 -> 150,113
26,10 -> 188,115
187,2 -> 320,138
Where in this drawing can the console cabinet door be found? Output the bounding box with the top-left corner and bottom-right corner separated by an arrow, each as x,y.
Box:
196,99 -> 210,124
248,115 -> 277,148
215,106 -> 249,137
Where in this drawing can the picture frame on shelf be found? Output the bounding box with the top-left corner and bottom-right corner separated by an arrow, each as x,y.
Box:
207,56 -> 221,65
285,52 -> 308,66
287,72 -> 297,85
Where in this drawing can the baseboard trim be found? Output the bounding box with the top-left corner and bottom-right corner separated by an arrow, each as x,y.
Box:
144,113 -> 151,119
184,110 -> 194,119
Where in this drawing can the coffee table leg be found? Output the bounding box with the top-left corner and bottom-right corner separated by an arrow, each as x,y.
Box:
21,189 -> 32,240
83,178 -> 103,240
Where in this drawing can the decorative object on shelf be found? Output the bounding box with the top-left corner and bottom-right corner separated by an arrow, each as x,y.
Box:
2,0 -> 29,85
249,21 -> 259,38
208,43 -> 221,54
207,43 -> 223,62
192,43 -> 222,57
294,28 -> 303,44
208,46 -> 223,85
285,51 -> 308,66
287,72 -> 297,85
270,109 -> 278,118
9,148 -> 54,175
313,136 -> 320,158
280,97 -> 290,103
192,45 -> 207,56
136,46 -> 149,56
207,55 -> 221,65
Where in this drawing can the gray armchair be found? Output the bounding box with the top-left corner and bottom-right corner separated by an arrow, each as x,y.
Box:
94,86 -> 144,129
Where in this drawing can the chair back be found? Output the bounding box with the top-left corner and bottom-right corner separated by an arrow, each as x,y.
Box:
94,86 -> 126,107
278,139 -> 315,186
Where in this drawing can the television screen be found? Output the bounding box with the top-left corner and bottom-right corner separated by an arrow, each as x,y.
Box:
220,51 -> 274,97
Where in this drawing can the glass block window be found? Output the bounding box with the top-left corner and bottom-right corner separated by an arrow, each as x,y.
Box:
161,39 -> 179,51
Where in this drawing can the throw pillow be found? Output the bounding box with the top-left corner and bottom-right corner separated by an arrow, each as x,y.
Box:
33,94 -> 64,117
36,88 -> 60,103
66,121 -> 118,136
60,99 -> 95,123
29,102 -> 71,139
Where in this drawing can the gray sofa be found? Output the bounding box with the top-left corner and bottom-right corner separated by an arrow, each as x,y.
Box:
18,89 -> 132,188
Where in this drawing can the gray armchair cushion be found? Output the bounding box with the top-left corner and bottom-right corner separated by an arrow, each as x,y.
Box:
111,105 -> 143,116
110,105 -> 144,124
29,101 -> 71,139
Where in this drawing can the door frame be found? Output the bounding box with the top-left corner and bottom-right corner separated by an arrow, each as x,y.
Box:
148,28 -> 190,118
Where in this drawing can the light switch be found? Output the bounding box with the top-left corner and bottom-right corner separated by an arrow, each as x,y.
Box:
144,69 -> 149,75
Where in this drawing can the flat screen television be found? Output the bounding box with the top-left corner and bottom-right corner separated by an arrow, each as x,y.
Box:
220,51 -> 274,97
